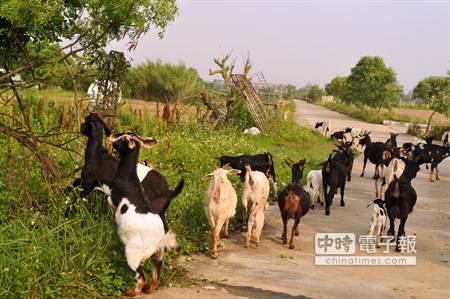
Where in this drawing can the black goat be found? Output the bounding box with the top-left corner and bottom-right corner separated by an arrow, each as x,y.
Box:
385,156 -> 422,251
219,152 -> 277,196
322,145 -> 353,216
330,130 -> 347,141
359,133 -> 391,179
107,132 -> 176,296
66,113 -> 184,231
385,132 -> 399,148
277,159 -> 311,249
333,142 -> 355,182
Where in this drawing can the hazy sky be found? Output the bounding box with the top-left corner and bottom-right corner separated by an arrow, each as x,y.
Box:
111,0 -> 449,92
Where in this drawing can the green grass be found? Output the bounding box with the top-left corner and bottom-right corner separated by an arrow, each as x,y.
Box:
0,93 -> 334,297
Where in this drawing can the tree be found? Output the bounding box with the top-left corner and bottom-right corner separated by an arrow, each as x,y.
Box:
306,84 -> 323,103
126,60 -> 204,103
412,76 -> 450,133
325,76 -> 347,102
285,84 -> 296,100
0,0 -> 178,181
208,54 -> 252,121
345,56 -> 403,109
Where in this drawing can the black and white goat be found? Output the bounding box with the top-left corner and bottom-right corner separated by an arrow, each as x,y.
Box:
385,156 -> 422,251
315,120 -> 331,136
442,131 -> 449,147
106,133 -> 176,296
345,127 -> 366,145
67,113 -> 184,231
402,141 -> 450,182
278,159 -> 311,249
219,152 -> 277,196
367,198 -> 387,247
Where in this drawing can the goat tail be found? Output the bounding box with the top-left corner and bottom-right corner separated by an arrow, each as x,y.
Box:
94,183 -> 112,196
393,158 -> 398,174
159,230 -> 177,250
169,177 -> 185,200
393,178 -> 400,199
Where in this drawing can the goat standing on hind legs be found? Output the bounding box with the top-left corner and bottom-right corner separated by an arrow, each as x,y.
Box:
278,159 -> 311,249
106,133 -> 177,296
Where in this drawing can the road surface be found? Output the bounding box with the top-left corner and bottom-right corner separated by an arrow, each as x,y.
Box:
151,100 -> 450,299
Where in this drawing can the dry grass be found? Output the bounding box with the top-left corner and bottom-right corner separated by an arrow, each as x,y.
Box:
392,108 -> 449,125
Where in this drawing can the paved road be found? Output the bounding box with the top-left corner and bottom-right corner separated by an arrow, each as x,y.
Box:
151,100 -> 450,299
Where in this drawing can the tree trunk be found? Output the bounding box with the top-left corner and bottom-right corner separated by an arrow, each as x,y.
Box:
425,110 -> 437,135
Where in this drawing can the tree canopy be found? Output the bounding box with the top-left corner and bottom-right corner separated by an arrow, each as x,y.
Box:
345,56 -> 403,109
325,76 -> 347,102
412,76 -> 450,132
305,84 -> 323,103
0,0 -> 178,180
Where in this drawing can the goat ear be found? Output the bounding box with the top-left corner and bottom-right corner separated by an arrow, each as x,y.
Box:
103,125 -> 111,137
227,169 -> 241,175
140,137 -> 157,149
284,159 -> 293,168
299,159 -> 306,166
202,173 -> 214,180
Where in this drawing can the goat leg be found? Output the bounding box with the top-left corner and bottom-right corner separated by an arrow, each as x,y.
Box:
223,219 -> 230,238
360,156 -> 368,177
289,220 -> 300,249
281,214 -> 288,244
126,265 -> 146,297
395,217 -> 408,252
340,184 -> 345,207
144,251 -> 163,294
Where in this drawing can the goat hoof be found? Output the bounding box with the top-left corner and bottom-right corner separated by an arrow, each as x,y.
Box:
360,173 -> 364,177
223,233 -> 230,239
125,288 -> 139,297
143,281 -> 158,294
282,239 -> 287,245
244,241 -> 250,248
320,202 -> 324,206
289,244 -> 295,250
311,204 -> 315,210
211,252 -> 218,259
255,242 -> 260,247
325,210 -> 330,216
340,202 -> 345,207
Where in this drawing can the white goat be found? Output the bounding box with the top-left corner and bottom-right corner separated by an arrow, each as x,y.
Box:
204,167 -> 241,258
242,165 -> 269,248
368,199 -> 387,247
376,158 -> 405,199
306,170 -> 324,208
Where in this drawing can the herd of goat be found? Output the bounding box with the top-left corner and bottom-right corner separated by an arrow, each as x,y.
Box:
66,113 -> 449,296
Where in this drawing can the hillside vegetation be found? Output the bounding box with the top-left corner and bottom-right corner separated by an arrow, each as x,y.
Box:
0,94 -> 334,297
